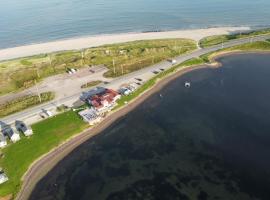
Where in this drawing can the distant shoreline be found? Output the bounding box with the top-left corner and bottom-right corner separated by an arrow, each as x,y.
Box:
0,26 -> 250,61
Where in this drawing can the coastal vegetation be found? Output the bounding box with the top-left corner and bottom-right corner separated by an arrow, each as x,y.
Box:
0,39 -> 197,96
0,92 -> 55,118
81,80 -> 102,89
0,111 -> 88,197
201,41 -> 270,63
199,28 -> 270,48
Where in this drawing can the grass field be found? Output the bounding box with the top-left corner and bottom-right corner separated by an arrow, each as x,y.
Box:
0,39 -> 197,96
0,92 -> 55,118
0,111 -> 88,197
199,28 -> 270,48
81,80 -> 102,89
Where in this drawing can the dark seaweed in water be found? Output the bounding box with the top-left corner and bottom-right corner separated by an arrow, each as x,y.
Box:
30,53 -> 270,200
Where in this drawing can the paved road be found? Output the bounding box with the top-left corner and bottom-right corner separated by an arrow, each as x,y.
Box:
1,35 -> 270,126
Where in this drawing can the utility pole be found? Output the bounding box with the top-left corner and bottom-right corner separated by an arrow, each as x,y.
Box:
36,66 -> 40,78
121,64 -> 124,75
81,50 -> 84,66
35,79 -> 42,103
113,59 -> 116,74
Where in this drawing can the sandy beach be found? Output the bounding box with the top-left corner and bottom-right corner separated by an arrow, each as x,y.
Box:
15,63 -> 212,200
0,27 -> 250,61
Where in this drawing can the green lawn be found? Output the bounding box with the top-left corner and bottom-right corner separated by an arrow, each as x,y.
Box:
0,39 -> 197,96
0,111 -> 88,197
199,28 -> 270,48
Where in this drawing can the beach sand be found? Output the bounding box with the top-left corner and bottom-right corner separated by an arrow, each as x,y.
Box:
15,63 -> 212,200
0,27 -> 250,61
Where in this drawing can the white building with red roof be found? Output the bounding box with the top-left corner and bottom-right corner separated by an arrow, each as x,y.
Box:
88,89 -> 121,112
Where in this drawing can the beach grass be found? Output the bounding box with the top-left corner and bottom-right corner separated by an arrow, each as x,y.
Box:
0,39 -> 197,96
81,80 -> 102,89
201,41 -> 270,62
0,92 -> 55,118
199,28 -> 270,48
0,111 -> 88,197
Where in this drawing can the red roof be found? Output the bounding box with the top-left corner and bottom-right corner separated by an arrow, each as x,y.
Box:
88,89 -> 119,109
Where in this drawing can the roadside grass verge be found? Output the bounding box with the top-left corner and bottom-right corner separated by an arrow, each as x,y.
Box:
81,80 -> 102,89
199,28 -> 270,48
0,111 -> 88,197
200,41 -> 270,63
0,92 -> 55,118
0,39 -> 197,96
115,57 -> 204,109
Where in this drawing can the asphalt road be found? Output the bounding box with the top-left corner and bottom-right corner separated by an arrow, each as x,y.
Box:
1,35 -> 270,126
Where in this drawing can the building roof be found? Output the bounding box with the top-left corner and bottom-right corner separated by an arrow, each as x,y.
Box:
89,89 -> 119,109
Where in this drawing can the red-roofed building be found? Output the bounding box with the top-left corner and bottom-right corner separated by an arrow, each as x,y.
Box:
88,89 -> 121,112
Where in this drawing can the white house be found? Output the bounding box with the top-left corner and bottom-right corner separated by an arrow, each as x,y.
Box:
79,108 -> 102,125
3,128 -> 20,143
16,123 -> 33,136
0,134 -> 7,148
0,172 -> 8,184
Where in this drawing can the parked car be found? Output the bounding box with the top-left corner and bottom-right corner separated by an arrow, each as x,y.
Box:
168,59 -> 177,64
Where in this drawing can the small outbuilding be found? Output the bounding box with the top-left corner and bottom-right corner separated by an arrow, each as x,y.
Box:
15,121 -> 33,137
0,172 -> 8,184
2,128 -> 20,143
0,134 -> 7,148
79,108 -> 102,125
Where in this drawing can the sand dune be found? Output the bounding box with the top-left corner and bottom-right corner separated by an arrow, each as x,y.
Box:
0,27 -> 250,61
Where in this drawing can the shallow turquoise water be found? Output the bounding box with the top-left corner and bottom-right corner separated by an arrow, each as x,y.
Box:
1,0 -> 270,48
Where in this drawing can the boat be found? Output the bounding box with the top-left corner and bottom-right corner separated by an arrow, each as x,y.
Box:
185,82 -> 191,88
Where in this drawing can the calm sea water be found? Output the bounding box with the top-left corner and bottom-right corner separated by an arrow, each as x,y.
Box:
30,53 -> 270,200
1,0 -> 270,49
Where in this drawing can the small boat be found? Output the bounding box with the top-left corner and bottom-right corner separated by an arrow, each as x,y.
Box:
159,94 -> 163,98
185,82 -> 191,88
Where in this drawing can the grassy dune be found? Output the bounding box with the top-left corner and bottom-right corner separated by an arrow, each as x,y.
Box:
199,28 -> 270,48
0,39 -> 197,96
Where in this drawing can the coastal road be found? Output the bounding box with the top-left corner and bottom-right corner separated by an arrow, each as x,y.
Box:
1,34 -> 270,126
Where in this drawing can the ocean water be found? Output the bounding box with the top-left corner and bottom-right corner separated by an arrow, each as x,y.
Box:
1,0 -> 270,49
30,53 -> 270,200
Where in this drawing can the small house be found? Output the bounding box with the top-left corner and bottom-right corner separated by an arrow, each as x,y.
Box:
16,122 -> 33,137
0,172 -> 8,184
2,128 -> 20,143
79,108 -> 102,125
0,134 -> 7,148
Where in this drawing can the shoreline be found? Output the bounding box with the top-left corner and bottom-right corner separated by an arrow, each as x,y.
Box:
13,51 -> 270,200
0,26 -> 250,61
15,63 -> 211,200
